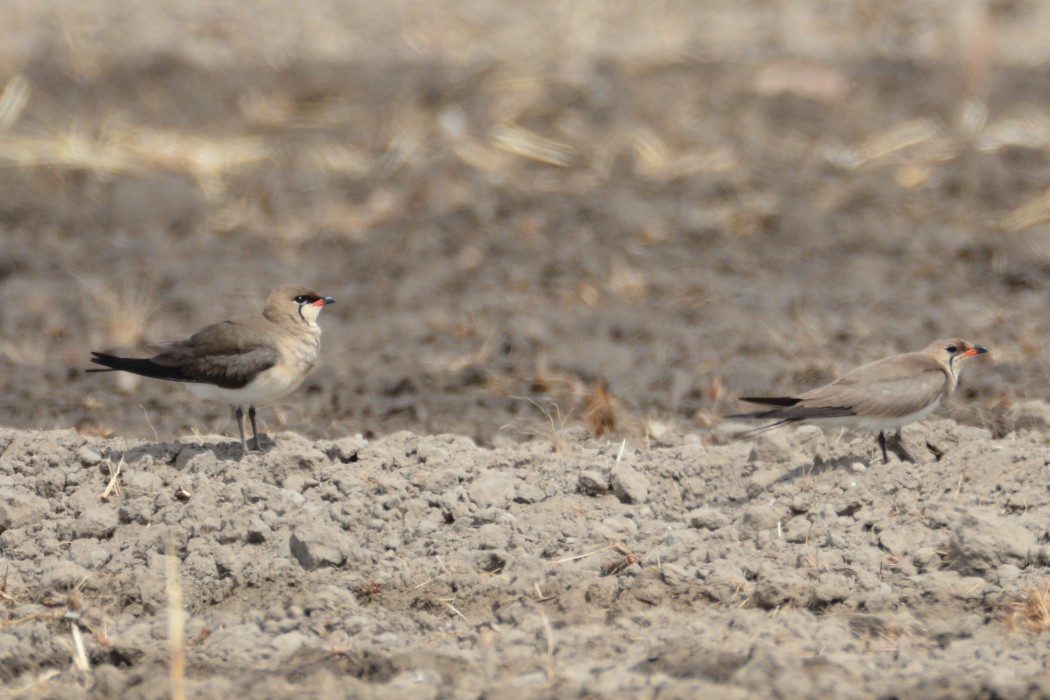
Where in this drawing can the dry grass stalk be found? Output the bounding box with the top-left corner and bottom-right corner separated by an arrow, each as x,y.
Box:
0,566 -> 17,605
478,622 -> 498,687
99,456 -> 124,501
140,405 -> 160,444
600,543 -> 640,577
583,381 -> 617,437
443,600 -> 470,623
0,76 -> 29,130
167,540 -> 186,700
1002,187 -> 1050,233
824,118 -> 955,170
977,108 -> 1050,153
551,542 -> 627,565
854,118 -> 949,164
453,137 -> 513,172
490,122 -> 573,167
1007,585 -> 1050,633
70,621 -> 90,674
354,580 -> 383,602
9,669 -> 60,695
0,609 -> 54,630
503,396 -> 574,451
532,582 -> 555,603
631,128 -> 737,181
538,605 -> 554,676
78,421 -> 116,438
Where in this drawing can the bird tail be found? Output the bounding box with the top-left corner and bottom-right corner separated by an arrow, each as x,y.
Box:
87,352 -> 190,382
726,396 -> 803,423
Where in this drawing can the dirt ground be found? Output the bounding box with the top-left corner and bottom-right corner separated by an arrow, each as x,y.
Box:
3,0 -> 1050,697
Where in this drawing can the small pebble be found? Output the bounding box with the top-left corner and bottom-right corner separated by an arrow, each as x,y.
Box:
77,445 -> 103,467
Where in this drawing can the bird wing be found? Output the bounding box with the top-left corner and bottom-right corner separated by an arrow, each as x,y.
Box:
738,396 -> 802,408
798,354 -> 949,420
149,319 -> 279,389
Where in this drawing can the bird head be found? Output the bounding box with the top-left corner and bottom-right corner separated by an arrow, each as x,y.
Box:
925,337 -> 987,380
266,285 -> 335,327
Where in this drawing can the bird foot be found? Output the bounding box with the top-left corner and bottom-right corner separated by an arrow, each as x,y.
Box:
886,433 -> 917,464
241,434 -> 268,453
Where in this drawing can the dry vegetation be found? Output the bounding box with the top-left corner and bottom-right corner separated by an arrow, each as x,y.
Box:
1007,584 -> 1050,633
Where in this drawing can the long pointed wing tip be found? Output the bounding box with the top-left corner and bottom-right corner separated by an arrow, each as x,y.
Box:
738,396 -> 803,408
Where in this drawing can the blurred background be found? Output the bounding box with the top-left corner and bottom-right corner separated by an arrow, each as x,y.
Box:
1,0 -> 1049,446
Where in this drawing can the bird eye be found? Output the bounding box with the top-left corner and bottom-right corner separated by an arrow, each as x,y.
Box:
945,345 -> 958,354
293,294 -> 311,304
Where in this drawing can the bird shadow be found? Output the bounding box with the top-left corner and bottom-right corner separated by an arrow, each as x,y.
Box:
768,454 -> 866,485
119,434 -> 275,466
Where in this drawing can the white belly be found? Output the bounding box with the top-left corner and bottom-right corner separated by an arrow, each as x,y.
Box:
184,364 -> 308,407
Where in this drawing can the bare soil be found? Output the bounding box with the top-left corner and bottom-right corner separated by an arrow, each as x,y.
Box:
3,1 -> 1050,697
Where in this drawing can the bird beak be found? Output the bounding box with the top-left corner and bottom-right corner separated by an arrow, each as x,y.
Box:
962,345 -> 987,357
313,297 -> 335,306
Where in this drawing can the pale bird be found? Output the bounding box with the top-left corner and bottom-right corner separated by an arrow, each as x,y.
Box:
730,338 -> 988,463
89,285 -> 335,452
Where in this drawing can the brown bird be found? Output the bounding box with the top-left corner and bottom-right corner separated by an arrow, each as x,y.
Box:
730,338 -> 988,463
89,285 -> 335,452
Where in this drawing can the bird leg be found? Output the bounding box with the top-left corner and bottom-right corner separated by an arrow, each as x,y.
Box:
248,405 -> 260,451
235,406 -> 248,452
888,428 -> 917,463
877,430 -> 917,464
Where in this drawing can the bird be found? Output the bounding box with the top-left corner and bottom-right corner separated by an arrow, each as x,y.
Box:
88,285 -> 335,452
729,338 -> 988,463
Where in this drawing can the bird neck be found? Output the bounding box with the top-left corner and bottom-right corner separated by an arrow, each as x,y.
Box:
945,356 -> 961,389
265,309 -> 320,333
